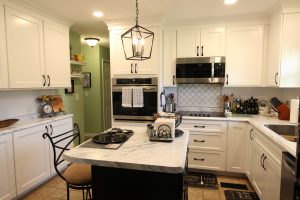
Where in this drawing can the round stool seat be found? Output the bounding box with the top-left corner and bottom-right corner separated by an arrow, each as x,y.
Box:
63,163 -> 92,185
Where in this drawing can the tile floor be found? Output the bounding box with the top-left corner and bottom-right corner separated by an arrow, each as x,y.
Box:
19,174 -> 254,200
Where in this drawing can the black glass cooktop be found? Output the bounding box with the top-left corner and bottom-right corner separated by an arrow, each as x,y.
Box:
92,128 -> 134,144
180,111 -> 225,118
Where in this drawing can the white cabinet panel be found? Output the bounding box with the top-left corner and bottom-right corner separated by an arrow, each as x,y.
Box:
163,30 -> 177,87
14,125 -> 50,194
244,125 -> 254,180
188,150 -> 226,171
5,6 -> 45,88
226,122 -> 247,173
177,28 -> 200,58
251,141 -> 265,199
0,133 -> 16,200
44,21 -> 70,88
189,133 -> 226,151
0,3 -> 8,88
200,28 -> 225,57
263,155 -> 281,200
226,25 -> 264,86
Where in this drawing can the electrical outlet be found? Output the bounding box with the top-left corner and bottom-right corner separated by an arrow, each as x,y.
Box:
85,91 -> 89,97
75,94 -> 80,101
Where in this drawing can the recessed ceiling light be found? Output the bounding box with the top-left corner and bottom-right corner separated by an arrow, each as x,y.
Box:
93,11 -> 104,17
224,0 -> 237,5
85,38 -> 100,48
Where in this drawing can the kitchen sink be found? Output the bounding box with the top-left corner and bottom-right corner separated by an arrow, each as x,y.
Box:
264,124 -> 298,142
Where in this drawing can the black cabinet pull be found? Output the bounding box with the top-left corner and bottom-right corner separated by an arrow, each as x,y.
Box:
45,126 -> 49,133
201,46 -> 204,56
194,125 -> 205,128
249,128 -> 253,140
197,46 -> 199,56
50,124 -> 53,135
135,63 -> 137,73
131,63 -> 133,73
275,72 -> 278,85
47,75 -> 51,86
262,155 -> 267,171
260,153 -> 264,168
42,75 -> 46,86
173,75 -> 175,85
194,139 -> 205,143
194,158 -> 205,161
226,74 -> 229,85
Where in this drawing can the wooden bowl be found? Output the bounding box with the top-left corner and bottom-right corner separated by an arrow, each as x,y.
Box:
0,119 -> 19,128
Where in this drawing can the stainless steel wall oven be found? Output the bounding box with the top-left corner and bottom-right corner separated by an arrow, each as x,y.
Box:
112,77 -> 158,121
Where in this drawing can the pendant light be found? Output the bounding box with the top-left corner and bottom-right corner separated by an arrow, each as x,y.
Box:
85,38 -> 100,48
121,0 -> 154,61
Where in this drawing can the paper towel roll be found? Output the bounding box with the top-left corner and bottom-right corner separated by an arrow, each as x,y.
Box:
290,99 -> 299,124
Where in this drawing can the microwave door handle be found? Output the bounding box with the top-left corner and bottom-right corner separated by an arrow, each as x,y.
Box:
211,62 -> 215,83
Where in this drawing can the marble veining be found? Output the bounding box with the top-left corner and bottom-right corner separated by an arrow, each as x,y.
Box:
64,126 -> 189,174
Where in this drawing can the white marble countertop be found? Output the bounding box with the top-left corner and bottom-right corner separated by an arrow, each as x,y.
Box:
0,114 -> 73,135
183,114 -> 297,157
64,126 -> 189,174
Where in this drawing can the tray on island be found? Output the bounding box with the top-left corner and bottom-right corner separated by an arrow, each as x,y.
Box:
0,119 -> 19,128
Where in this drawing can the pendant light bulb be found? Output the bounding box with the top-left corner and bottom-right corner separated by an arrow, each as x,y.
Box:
84,38 -> 100,48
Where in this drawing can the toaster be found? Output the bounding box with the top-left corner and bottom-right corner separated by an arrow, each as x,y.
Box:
150,118 -> 175,142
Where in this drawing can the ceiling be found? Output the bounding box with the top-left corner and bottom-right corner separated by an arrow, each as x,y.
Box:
25,0 -> 280,47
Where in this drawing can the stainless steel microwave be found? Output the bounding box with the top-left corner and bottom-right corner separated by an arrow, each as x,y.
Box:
176,56 -> 226,84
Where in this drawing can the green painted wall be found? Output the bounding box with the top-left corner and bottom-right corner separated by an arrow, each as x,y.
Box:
56,31 -> 85,135
82,44 -> 110,133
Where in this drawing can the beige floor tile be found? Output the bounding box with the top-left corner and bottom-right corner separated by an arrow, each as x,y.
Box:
188,187 -> 204,200
203,189 -> 220,200
48,188 -> 67,199
22,186 -> 57,200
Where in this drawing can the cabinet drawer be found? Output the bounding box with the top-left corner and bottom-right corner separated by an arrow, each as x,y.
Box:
181,120 -> 227,133
188,150 -> 226,171
189,133 -> 226,151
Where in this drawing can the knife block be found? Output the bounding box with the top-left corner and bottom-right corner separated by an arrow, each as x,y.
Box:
277,104 -> 290,120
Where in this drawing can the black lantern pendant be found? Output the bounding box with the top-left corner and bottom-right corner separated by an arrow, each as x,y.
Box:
121,0 -> 154,61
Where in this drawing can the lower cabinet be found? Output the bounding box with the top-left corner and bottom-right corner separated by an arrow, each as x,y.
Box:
188,150 -> 226,171
244,125 -> 254,180
0,133 -> 16,200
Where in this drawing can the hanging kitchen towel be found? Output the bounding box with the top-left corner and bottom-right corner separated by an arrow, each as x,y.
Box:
132,87 -> 144,108
122,87 -> 132,107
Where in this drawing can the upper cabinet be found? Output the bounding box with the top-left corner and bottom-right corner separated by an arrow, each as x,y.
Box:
177,27 -> 225,58
163,30 -> 177,87
1,2 -> 70,89
225,25 -> 264,86
0,1 -> 8,88
266,11 -> 300,87
109,27 -> 161,75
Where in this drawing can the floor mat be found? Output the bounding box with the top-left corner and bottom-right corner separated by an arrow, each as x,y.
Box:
221,182 -> 248,190
224,190 -> 260,200
186,172 -> 218,189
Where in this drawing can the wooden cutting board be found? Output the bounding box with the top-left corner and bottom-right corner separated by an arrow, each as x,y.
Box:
51,95 -> 65,113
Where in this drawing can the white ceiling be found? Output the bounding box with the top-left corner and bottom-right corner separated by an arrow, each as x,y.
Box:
25,0 -> 280,47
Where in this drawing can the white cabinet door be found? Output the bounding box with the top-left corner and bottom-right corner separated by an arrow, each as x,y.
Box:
44,21 -> 70,88
244,125 -> 254,180
163,30 -> 177,87
177,28 -> 200,58
200,28 -> 225,57
263,154 -> 281,200
49,118 -> 73,174
0,133 -> 16,200
0,3 -> 8,88
280,12 -> 300,87
5,6 -> 45,88
14,125 -> 50,194
225,25 -> 264,86
226,122 -> 247,173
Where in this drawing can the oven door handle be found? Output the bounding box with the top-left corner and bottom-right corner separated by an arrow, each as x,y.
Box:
112,86 -> 158,92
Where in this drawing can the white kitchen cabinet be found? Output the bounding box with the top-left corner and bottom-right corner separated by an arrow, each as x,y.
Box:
244,125 -> 254,180
48,118 -> 73,174
0,2 -> 8,89
109,27 -> 160,75
225,25 -> 264,86
13,124 -> 50,194
5,6 -> 45,88
163,30 -> 177,87
0,133 -> 16,200
226,122 -> 247,173
44,20 -> 70,88
177,27 -> 225,58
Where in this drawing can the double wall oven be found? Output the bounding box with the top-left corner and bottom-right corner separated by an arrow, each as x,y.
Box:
112,77 -> 158,121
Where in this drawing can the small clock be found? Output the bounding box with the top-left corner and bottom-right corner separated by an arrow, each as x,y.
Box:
41,102 -> 54,117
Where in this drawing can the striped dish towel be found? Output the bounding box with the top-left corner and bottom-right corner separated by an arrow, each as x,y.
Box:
122,87 -> 132,107
132,87 -> 144,108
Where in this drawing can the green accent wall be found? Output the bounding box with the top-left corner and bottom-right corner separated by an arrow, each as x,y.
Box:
56,31 -> 85,135
82,44 -> 110,133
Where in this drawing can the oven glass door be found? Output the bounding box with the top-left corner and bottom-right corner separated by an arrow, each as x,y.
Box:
112,88 -> 157,120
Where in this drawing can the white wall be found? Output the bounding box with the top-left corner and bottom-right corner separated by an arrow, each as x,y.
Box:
0,90 -> 55,120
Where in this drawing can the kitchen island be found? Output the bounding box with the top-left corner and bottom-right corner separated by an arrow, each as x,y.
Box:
64,126 -> 189,200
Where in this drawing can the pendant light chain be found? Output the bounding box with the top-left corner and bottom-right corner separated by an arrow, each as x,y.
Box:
135,0 -> 139,25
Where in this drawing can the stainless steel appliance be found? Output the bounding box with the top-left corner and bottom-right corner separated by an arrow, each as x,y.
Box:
280,152 -> 296,200
176,56 -> 225,84
112,77 -> 158,121
181,111 -> 226,118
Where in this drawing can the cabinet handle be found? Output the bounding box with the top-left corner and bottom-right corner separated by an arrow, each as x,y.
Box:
42,75 -> 46,86
50,124 -> 53,135
201,46 -> 204,56
262,155 -> 267,171
260,153 -> 264,169
194,158 -> 205,161
226,74 -> 229,85
249,128 -> 253,140
135,63 -> 137,73
47,75 -> 51,86
197,46 -> 199,56
194,125 -> 206,128
194,139 -> 205,143
45,126 -> 49,134
275,72 -> 278,85
131,63 -> 133,73
173,75 -> 175,85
